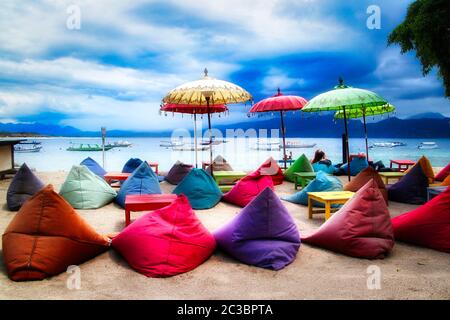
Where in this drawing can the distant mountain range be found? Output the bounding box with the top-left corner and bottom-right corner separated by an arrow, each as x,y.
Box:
0,113 -> 449,138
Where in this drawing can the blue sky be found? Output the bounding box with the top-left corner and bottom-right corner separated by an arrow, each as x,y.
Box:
0,0 -> 448,131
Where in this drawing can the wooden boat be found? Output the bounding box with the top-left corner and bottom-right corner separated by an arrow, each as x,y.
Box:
67,144 -> 113,151
172,143 -> 209,151
105,140 -> 132,148
285,141 -> 317,148
14,142 -> 42,153
418,142 -> 438,150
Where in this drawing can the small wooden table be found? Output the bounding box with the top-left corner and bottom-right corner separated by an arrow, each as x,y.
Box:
307,191 -> 355,220
213,171 -> 247,185
293,172 -> 318,190
379,172 -> 405,184
104,172 -> 131,185
124,194 -> 177,226
390,159 -> 415,172
427,186 -> 447,201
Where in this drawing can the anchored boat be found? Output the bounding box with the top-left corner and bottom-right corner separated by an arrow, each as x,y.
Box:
67,144 -> 113,151
14,141 -> 42,153
285,141 -> 317,149
418,142 -> 438,150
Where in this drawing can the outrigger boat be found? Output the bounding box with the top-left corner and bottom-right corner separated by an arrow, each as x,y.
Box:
285,141 -> 317,148
67,143 -> 113,151
14,141 -> 42,153
370,141 -> 407,148
418,142 -> 438,150
105,140 -> 132,148
172,143 -> 210,151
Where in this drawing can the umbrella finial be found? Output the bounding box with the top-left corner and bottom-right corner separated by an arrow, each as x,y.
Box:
204,68 -> 208,77
277,87 -> 282,96
338,77 -> 344,86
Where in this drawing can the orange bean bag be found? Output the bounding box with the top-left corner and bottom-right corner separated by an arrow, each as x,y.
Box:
344,166 -> 388,204
2,185 -> 110,281
406,156 -> 434,184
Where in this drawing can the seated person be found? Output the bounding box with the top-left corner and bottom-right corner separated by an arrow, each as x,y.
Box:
311,150 -> 335,174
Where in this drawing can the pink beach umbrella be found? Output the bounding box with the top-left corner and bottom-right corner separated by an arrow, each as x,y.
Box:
249,88 -> 308,169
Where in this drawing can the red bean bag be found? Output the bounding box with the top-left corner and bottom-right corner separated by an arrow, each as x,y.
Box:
2,185 -> 111,281
344,166 -> 388,204
222,174 -> 274,207
302,179 -> 394,259
112,194 -> 216,277
435,163 -> 450,181
391,186 -> 450,252
249,157 -> 284,185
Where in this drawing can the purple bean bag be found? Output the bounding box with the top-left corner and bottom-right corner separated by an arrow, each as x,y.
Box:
7,163 -> 45,211
165,161 -> 193,185
214,187 -> 300,270
388,163 -> 429,204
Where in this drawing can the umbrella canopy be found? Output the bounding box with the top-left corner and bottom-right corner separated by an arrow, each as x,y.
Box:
302,78 -> 389,180
249,88 -> 308,168
333,104 -> 395,119
162,69 -> 252,176
163,70 -> 252,106
161,103 -> 228,114
334,104 -> 395,161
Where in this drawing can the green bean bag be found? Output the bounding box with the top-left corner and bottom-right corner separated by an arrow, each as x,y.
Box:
284,154 -> 314,182
59,165 -> 117,209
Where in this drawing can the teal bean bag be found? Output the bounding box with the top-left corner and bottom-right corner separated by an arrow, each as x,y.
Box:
282,171 -> 343,206
116,162 -> 161,208
312,162 -> 336,174
340,157 -> 369,176
59,165 -> 117,209
172,168 -> 222,209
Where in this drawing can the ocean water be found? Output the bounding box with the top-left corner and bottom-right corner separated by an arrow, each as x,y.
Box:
15,137 -> 450,172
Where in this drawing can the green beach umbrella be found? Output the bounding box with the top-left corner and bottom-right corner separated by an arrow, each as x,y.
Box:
302,78 -> 388,180
334,104 -> 395,160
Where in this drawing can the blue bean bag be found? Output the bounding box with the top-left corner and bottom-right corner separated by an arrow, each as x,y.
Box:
116,162 -> 161,208
313,162 -> 336,174
172,168 -> 222,209
340,157 -> 369,176
214,187 -> 300,270
282,171 -> 343,206
388,164 -> 428,204
80,157 -> 106,177
122,158 -> 143,173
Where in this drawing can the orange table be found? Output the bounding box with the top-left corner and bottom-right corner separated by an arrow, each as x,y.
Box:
104,172 -> 131,185
390,159 -> 415,172
124,194 -> 177,226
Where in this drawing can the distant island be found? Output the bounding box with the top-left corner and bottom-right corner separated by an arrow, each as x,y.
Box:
0,113 -> 449,138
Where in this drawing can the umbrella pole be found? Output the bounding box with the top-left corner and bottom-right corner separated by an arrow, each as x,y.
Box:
343,106 -> 351,181
280,111 -> 287,169
194,113 -> 198,168
363,111 -> 369,162
206,97 -> 213,178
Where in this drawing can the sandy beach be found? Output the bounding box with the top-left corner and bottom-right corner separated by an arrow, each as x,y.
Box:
0,170 -> 449,300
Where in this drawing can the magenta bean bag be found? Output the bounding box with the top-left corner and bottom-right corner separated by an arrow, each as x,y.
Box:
435,163 -> 450,181
303,179 -> 395,259
249,157 -> 284,185
112,194 -> 216,277
391,186 -> 450,253
222,174 -> 274,207
214,187 -> 300,270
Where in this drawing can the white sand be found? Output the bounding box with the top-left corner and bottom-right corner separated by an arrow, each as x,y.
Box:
0,171 -> 449,300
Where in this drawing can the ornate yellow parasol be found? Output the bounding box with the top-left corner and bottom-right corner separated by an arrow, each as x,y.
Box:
162,69 -> 252,176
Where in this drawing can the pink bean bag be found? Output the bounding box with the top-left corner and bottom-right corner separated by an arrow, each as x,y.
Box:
249,157 -> 284,185
112,194 -> 216,277
302,179 -> 394,259
391,186 -> 450,253
222,174 -> 274,207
